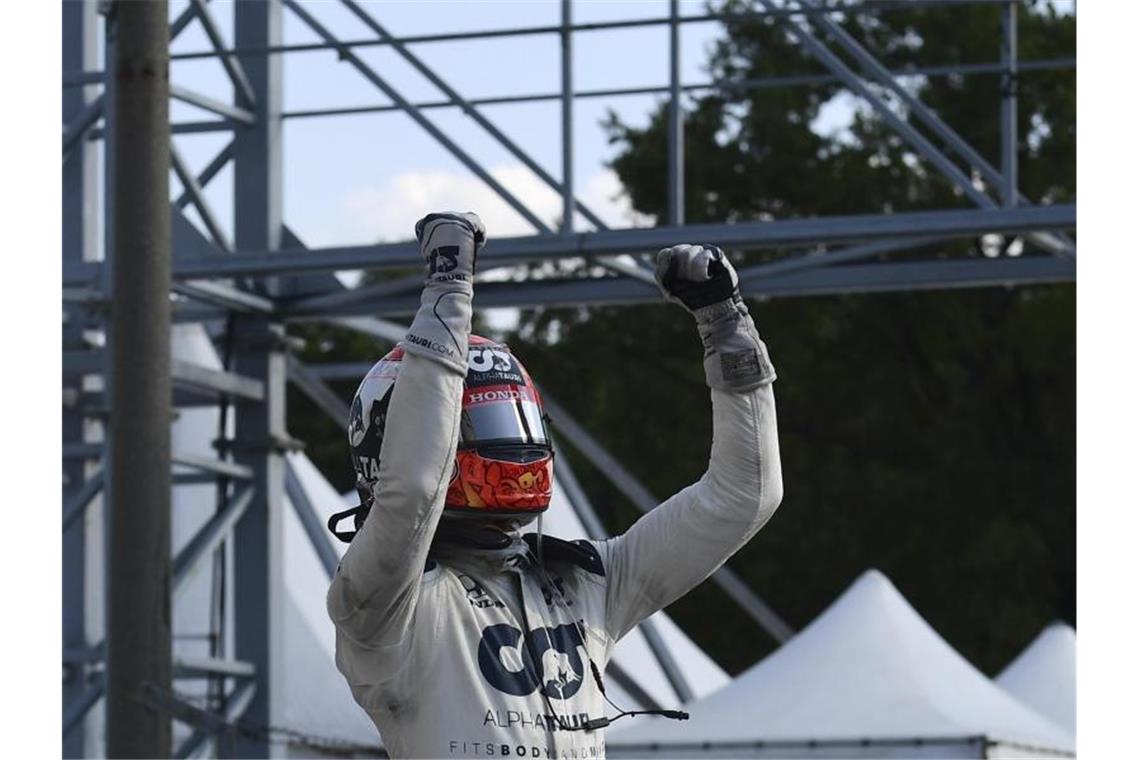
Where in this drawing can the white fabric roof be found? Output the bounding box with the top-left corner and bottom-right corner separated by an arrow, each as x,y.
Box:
610,569 -> 1075,756
996,623 -> 1076,735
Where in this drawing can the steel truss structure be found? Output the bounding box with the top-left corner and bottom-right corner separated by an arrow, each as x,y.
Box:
62,0 -> 1075,755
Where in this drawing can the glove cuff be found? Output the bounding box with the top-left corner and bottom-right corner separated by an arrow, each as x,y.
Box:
402,280 -> 474,376
693,298 -> 741,325
697,301 -> 777,393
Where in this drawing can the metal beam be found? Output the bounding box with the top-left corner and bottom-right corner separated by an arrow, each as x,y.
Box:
284,460 -> 342,580
62,94 -> 104,159
62,2 -> 99,751
169,1 -> 200,40
189,0 -> 257,107
172,359 -> 266,402
172,486 -> 255,596
107,204 -> 1077,283
310,255 -> 1070,313
758,0 -> 996,208
338,0 -> 612,233
542,392 -> 795,642
172,453 -> 254,481
736,236 -> 941,280
230,3 -> 286,752
62,470 -> 105,533
1001,0 -> 1019,207
171,84 -> 255,124
798,0 -> 1070,254
667,0 -> 684,225
282,0 -> 554,235
324,315 -> 407,344
286,354 -> 351,426
166,681 -> 258,759
175,140 -> 234,210
172,280 -> 276,314
276,57 -> 1076,120
168,2 -> 1015,61
63,676 -> 105,738
561,0 -> 574,234
173,656 -> 257,679
171,141 -> 234,252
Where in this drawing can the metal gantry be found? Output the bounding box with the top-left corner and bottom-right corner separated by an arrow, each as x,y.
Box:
61,0 -> 1075,755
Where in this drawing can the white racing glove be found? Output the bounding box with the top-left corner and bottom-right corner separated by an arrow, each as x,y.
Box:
656,244 -> 776,393
402,212 -> 486,375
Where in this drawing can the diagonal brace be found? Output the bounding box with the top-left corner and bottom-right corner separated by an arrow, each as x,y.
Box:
284,459 -> 342,580
339,0 -> 654,282
171,141 -> 234,252
63,94 -> 105,158
189,0 -> 256,108
797,0 -> 1073,255
171,85 -> 255,125
759,0 -> 996,208
285,354 -> 350,427
175,140 -> 234,211
172,486 -> 255,596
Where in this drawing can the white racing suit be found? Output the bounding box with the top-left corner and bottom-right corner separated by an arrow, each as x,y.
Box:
328,312 -> 783,759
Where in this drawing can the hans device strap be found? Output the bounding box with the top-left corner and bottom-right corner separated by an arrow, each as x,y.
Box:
522,534 -> 605,577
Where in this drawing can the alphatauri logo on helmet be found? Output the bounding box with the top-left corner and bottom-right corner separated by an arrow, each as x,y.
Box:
350,387 -> 393,481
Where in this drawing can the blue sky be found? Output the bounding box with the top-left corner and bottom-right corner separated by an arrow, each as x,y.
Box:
164,0 -> 1074,253
168,0 -> 725,249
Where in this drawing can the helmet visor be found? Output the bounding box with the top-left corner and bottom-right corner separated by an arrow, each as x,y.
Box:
460,386 -> 550,448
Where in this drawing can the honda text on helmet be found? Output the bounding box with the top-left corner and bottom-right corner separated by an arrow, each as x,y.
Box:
332,336 -> 553,541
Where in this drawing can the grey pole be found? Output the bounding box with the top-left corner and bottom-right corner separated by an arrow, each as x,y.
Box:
106,0 -> 173,757
561,0 -> 574,234
667,0 -> 684,225
1001,0 -> 1019,207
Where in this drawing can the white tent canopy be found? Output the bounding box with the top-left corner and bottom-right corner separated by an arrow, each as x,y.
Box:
609,569 -> 1075,759
996,623 -> 1076,735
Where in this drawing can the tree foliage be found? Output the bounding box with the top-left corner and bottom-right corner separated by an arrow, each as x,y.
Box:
505,0 -> 1075,674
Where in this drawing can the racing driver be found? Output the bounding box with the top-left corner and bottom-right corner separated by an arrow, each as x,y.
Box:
327,211 -> 784,758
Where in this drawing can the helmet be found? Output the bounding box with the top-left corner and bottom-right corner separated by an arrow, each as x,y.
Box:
332,336 -> 554,541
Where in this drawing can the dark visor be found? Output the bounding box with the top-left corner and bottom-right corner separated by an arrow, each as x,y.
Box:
460,395 -> 549,448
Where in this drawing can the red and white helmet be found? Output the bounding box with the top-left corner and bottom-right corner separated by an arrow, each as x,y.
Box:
335,336 -> 553,539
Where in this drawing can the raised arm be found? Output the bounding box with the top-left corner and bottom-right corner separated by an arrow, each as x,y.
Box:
326,212 -> 484,647
597,245 -> 784,641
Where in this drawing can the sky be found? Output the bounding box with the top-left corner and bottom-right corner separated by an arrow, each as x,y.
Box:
163,0 -> 1074,253
167,0 -> 726,249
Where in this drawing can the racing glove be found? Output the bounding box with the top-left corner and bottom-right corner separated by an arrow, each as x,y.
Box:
402,211 -> 486,375
656,244 -> 776,393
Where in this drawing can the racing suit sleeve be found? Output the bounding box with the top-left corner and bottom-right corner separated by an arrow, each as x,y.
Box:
596,243 -> 783,642
596,382 -> 783,642
326,214 -> 480,648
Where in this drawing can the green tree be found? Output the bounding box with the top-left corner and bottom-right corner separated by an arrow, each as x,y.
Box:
507,0 -> 1075,674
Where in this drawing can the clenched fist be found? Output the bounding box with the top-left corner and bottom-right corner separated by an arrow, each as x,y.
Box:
414,212 -> 487,285
655,243 -> 775,393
